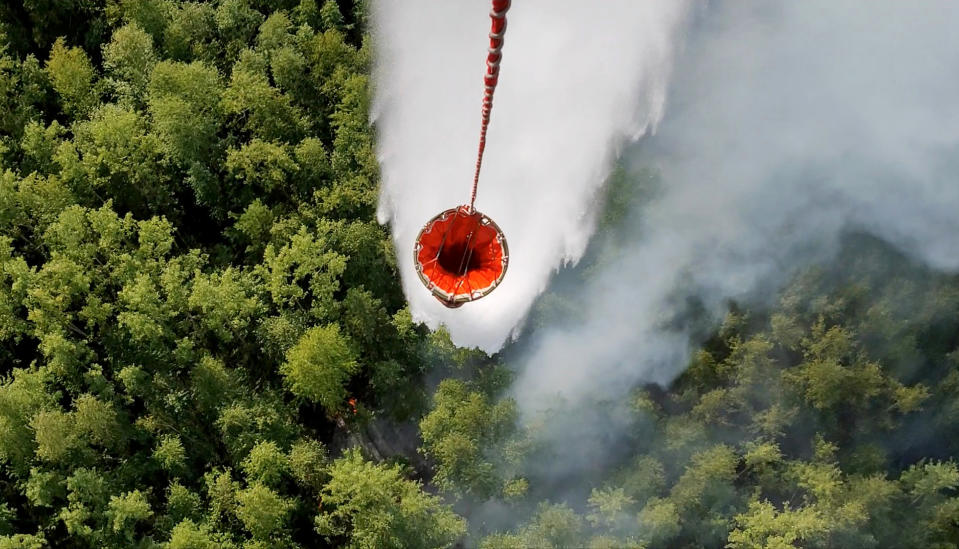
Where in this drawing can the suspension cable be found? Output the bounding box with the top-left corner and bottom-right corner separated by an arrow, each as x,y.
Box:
469,0 -> 511,212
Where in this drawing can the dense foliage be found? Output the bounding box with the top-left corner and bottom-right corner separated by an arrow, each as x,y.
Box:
0,1 -> 470,547
2,1 -> 959,548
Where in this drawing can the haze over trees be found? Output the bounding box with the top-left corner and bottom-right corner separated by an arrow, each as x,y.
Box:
1,1 -> 959,548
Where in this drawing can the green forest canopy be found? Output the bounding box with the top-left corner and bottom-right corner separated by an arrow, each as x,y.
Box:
1,1 -> 959,548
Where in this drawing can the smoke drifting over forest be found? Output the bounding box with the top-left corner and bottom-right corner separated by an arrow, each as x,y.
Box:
372,0 -> 692,350
375,0 -> 959,415
504,1 -> 959,416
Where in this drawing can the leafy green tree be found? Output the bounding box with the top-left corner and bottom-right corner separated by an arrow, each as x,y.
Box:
316,449 -> 466,549
106,490 -> 153,540
481,503 -> 585,549
241,441 -> 288,487
19,120 -> 65,175
187,267 -> 263,343
727,499 -> 829,549
24,468 -> 64,508
259,227 -> 346,320
0,534 -> 46,549
587,487 -> 635,532
147,60 -> 223,166
154,434 -> 187,473
319,1 -> 345,32
0,368 -> 52,474
287,438 -> 328,491
31,409 -> 79,464
225,138 -> 298,196
419,379 -> 523,498
636,498 -> 681,547
235,482 -> 292,539
256,12 -> 293,53
55,104 -> 172,214
0,44 -> 47,145
108,0 -> 170,42
102,23 -> 157,104
162,2 -> 218,62
45,38 -> 98,116
164,520 -> 220,549
164,482 -> 202,525
215,0 -> 265,59
280,324 -> 358,413
222,67 -> 307,143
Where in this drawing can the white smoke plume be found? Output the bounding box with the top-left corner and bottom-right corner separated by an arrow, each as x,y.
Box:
512,0 -> 959,414
372,0 -> 694,351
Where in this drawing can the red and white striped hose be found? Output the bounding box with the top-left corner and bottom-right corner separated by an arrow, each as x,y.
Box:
469,0 -> 511,211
